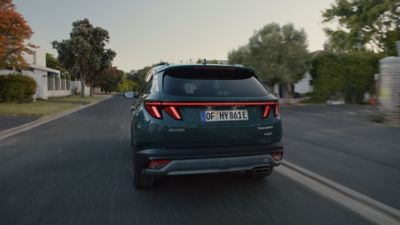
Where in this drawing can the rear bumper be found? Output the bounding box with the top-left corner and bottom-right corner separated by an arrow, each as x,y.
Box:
136,143 -> 283,176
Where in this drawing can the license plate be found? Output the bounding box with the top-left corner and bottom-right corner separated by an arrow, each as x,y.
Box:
200,110 -> 249,122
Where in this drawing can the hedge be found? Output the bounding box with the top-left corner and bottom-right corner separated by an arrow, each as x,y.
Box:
310,52 -> 380,104
0,73 -> 37,102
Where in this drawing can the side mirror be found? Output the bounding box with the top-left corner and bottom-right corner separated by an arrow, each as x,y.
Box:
124,91 -> 137,99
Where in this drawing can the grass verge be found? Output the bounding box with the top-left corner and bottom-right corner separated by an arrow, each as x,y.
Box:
0,95 -> 105,116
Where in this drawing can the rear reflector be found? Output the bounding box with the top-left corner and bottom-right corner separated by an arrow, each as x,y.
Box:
271,152 -> 283,161
148,159 -> 171,169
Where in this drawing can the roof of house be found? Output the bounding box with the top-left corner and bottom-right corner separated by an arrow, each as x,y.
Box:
29,64 -> 60,74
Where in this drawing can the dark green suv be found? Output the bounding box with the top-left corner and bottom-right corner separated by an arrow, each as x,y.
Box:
125,64 -> 283,188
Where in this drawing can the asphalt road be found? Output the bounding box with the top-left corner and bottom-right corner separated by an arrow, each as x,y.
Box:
0,116 -> 39,132
0,96 -> 379,225
281,105 -> 400,209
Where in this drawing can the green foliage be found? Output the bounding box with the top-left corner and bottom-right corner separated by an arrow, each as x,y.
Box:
97,66 -> 124,93
118,78 -> 138,92
228,46 -> 249,66
310,52 -> 380,103
0,73 -> 37,102
52,19 -> 116,97
45,53 -> 63,71
128,66 -> 151,88
323,0 -> 400,55
195,59 -> 220,64
228,23 -> 309,87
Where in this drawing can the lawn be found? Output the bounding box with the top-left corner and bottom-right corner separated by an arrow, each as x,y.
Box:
0,95 -> 105,116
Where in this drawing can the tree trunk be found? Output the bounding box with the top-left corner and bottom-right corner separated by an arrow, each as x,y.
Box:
90,82 -> 94,97
80,77 -> 85,98
283,82 -> 292,104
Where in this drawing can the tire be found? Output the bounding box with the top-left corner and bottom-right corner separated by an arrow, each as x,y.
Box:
131,129 -> 154,189
246,167 -> 273,179
133,162 -> 154,189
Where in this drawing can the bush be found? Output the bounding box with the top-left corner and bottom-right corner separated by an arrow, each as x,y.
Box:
0,73 -> 37,102
310,52 -> 380,104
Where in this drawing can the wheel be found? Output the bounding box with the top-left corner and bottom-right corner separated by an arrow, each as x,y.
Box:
133,161 -> 154,189
133,157 -> 154,189
131,130 -> 154,189
246,167 -> 273,179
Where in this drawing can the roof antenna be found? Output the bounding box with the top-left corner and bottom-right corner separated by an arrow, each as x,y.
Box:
203,58 -> 207,65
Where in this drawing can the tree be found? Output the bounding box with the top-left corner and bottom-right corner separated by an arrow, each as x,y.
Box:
228,23 -> 309,98
130,66 -> 152,87
52,19 -> 115,97
97,66 -> 124,93
310,51 -> 380,103
0,0 -> 35,69
323,0 -> 400,55
118,78 -> 138,92
227,46 -> 249,66
45,53 -> 63,71
195,59 -> 221,64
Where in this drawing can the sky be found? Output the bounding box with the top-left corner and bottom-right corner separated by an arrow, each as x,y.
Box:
14,0 -> 335,71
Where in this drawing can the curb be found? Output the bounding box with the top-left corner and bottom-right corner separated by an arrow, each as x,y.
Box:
279,160 -> 400,224
0,95 -> 114,141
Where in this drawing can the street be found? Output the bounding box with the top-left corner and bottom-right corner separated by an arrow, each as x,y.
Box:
281,105 -> 400,209
0,96 -> 398,225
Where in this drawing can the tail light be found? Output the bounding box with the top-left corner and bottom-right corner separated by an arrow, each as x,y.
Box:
274,103 -> 280,117
144,101 -> 182,120
144,101 -> 279,120
262,102 -> 279,118
144,101 -> 162,119
163,106 -> 182,120
262,105 -> 271,118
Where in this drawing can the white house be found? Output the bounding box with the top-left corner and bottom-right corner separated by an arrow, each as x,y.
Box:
0,46 -> 89,99
270,72 -> 313,98
294,72 -> 313,94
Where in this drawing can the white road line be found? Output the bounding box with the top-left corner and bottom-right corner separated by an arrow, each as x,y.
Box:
276,160 -> 400,225
0,96 -> 114,141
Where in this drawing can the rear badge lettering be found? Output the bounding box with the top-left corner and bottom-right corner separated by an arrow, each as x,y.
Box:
168,128 -> 185,132
257,126 -> 273,130
264,132 -> 273,136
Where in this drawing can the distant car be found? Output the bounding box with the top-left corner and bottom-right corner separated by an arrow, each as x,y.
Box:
125,64 -> 283,188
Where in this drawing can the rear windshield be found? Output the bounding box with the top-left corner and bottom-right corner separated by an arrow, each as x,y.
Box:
163,68 -> 268,97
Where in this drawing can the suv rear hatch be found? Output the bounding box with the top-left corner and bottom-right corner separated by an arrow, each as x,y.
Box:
147,66 -> 280,148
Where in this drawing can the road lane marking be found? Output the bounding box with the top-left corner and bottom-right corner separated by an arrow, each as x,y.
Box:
277,160 -> 400,225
